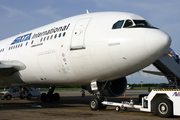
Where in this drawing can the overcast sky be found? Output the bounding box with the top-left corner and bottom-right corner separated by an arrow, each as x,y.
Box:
0,0 -> 180,84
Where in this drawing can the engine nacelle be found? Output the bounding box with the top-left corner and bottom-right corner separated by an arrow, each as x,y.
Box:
82,77 -> 127,97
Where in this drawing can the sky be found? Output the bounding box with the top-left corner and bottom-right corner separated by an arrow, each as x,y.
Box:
0,0 -> 180,84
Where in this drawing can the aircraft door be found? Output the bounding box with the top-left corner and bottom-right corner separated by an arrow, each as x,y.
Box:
70,18 -> 91,50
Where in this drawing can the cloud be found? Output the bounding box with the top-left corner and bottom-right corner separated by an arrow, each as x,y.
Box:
35,6 -> 62,21
91,0 -> 180,20
0,5 -> 29,18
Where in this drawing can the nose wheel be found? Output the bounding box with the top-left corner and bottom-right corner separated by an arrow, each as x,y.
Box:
90,98 -> 107,111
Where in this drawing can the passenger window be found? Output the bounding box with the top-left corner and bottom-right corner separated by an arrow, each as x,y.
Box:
123,19 -> 133,28
40,38 -> 43,42
59,33 -> 61,37
54,34 -> 57,38
47,36 -> 49,40
63,32 -> 66,37
43,37 -> 46,41
31,40 -> 34,44
26,42 -> 28,46
112,20 -> 124,29
51,35 -> 53,39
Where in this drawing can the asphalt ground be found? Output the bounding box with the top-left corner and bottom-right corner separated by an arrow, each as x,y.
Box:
0,90 -> 180,120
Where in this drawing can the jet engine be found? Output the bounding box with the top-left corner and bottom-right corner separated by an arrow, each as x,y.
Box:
82,77 -> 127,97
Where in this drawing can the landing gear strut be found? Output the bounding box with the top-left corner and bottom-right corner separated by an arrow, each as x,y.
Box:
89,81 -> 107,110
41,86 -> 60,102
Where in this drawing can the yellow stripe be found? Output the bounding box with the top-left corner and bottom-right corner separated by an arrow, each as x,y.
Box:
153,89 -> 180,91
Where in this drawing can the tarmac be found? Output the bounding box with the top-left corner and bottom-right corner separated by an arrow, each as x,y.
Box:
0,90 -> 180,120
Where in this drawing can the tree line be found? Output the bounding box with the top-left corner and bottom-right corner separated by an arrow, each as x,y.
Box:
128,83 -> 168,87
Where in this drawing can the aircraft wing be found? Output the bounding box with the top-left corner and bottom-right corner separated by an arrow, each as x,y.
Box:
142,70 -> 165,76
0,60 -> 26,76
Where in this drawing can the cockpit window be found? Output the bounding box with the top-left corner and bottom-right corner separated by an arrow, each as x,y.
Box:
112,20 -> 124,29
123,19 -> 133,28
112,19 -> 155,30
123,19 -> 153,28
133,20 -> 152,27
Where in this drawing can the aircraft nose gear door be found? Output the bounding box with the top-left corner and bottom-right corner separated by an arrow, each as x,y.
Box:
70,18 -> 91,50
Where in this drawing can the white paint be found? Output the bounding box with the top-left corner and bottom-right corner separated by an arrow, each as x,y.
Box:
0,12 -> 171,87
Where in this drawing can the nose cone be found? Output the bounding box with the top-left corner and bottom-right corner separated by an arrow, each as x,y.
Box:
145,29 -> 171,55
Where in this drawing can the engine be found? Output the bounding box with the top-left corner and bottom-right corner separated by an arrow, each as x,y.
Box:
82,77 -> 127,97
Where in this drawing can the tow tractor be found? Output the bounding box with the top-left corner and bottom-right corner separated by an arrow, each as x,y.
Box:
99,89 -> 180,118
90,49 -> 180,118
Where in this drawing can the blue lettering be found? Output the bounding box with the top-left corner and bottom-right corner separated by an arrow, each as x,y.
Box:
16,37 -> 22,43
24,34 -> 31,41
11,39 -> 18,45
20,36 -> 25,42
173,92 -> 179,96
11,33 -> 32,45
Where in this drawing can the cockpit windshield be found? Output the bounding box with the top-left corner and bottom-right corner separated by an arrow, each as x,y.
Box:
112,20 -> 124,29
133,20 -> 152,27
112,19 -> 155,29
123,19 -> 153,28
123,19 -> 133,28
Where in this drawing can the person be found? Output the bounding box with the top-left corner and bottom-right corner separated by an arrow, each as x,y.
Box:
175,55 -> 179,64
80,89 -> 85,97
148,86 -> 151,92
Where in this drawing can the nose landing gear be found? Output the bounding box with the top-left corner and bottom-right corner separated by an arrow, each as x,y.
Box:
89,81 -> 107,110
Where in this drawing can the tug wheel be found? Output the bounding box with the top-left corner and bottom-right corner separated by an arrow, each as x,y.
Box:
155,98 -> 173,118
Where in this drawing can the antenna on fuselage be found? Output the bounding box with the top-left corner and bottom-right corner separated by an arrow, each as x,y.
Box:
86,10 -> 89,14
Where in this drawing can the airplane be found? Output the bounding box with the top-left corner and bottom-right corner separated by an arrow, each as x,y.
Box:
0,11 -> 171,110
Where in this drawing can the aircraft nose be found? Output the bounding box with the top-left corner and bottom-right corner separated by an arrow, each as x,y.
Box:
145,29 -> 171,55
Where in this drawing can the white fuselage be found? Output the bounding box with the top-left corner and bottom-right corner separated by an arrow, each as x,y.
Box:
0,12 -> 171,87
